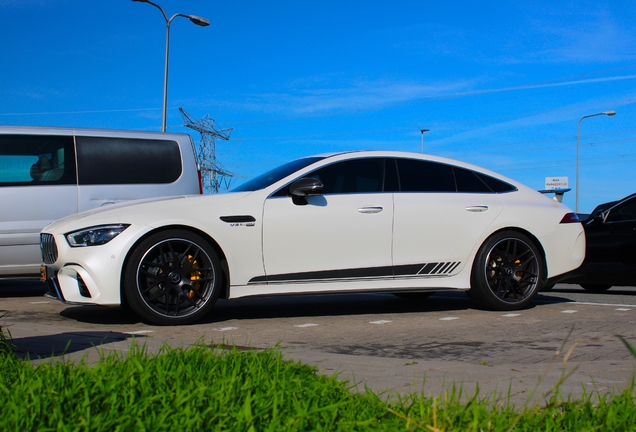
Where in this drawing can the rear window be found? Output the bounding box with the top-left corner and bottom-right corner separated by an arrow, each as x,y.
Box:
76,136 -> 182,185
394,158 -> 517,193
0,134 -> 76,186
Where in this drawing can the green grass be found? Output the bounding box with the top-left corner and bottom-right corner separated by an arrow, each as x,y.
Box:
0,340 -> 635,431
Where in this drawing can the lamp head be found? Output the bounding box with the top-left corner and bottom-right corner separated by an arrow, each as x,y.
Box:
603,110 -> 616,116
189,15 -> 210,26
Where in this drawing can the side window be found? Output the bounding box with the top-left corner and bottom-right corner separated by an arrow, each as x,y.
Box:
454,167 -> 492,193
396,159 -> 455,192
0,135 -> 76,186
605,199 -> 636,223
76,136 -> 182,185
306,158 -> 385,194
475,172 -> 516,193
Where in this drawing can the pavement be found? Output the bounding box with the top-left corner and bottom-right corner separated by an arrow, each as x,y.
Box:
1,279 -> 635,406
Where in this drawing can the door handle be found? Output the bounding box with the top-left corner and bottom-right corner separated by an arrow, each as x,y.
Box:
466,206 -> 488,212
358,206 -> 383,214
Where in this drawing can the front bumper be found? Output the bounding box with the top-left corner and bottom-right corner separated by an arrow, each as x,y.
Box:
40,264 -> 107,306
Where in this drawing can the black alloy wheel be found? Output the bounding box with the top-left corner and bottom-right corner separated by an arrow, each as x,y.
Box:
124,230 -> 221,325
468,231 -> 544,311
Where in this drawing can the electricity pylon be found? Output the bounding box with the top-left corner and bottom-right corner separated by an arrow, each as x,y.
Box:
179,107 -> 233,193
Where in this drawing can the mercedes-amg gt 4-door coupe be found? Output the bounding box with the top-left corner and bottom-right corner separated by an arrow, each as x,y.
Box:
40,151 -> 585,325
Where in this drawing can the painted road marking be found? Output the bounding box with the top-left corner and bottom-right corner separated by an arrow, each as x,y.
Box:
562,310 -> 578,313
370,320 -> 392,324
124,330 -> 155,335
214,327 -> 238,331
439,317 -> 459,321
294,323 -> 319,328
30,301 -> 50,304
537,298 -> 636,308
502,313 -> 521,317
616,308 -> 632,311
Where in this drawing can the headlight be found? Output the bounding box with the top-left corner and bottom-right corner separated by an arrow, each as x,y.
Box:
65,224 -> 130,247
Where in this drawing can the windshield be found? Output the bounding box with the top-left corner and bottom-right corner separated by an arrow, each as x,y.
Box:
231,156 -> 324,192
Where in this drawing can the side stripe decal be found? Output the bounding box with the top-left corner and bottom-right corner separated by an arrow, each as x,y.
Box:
249,261 -> 462,284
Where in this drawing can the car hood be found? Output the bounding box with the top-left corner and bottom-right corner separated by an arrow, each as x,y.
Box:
43,192 -> 255,232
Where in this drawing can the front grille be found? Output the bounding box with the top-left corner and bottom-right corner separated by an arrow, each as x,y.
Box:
40,233 -> 58,264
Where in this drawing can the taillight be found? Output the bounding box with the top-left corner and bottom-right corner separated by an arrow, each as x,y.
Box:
560,212 -> 581,223
197,170 -> 204,195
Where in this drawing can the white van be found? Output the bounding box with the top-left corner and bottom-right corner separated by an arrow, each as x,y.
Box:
0,126 -> 203,277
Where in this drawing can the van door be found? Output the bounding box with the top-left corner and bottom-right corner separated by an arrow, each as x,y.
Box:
0,134 -> 78,276
75,135 -> 186,211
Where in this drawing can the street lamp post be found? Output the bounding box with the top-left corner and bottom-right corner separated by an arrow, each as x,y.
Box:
576,110 -> 616,212
420,129 -> 430,153
132,0 -> 209,132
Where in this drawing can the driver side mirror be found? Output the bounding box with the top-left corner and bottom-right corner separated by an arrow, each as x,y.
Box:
288,178 -> 324,206
289,177 -> 324,197
592,210 -> 607,224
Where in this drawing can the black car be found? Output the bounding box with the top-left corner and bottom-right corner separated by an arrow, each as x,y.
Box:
548,193 -> 636,292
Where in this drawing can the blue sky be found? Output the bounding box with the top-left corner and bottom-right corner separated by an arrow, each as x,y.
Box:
1,0 -> 636,211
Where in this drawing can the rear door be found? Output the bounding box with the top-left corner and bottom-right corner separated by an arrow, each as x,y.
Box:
0,134 -> 77,276
391,159 -> 504,279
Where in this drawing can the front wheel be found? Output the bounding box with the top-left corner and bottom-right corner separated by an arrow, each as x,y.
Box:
123,230 -> 221,325
468,231 -> 544,311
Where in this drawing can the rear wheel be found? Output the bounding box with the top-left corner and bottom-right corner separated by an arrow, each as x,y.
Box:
580,284 -> 612,293
123,230 -> 221,325
468,231 -> 544,311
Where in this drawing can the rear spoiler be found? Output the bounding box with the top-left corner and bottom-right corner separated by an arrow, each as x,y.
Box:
538,188 -> 571,203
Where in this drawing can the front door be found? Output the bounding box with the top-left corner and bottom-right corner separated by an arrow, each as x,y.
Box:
585,197 -> 636,284
0,134 -> 77,276
261,158 -> 394,284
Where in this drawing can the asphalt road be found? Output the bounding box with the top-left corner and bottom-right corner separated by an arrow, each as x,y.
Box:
1,279 -> 635,406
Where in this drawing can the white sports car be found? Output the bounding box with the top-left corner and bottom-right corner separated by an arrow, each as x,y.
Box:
40,151 -> 585,325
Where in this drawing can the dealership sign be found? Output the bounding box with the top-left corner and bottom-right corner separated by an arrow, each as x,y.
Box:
545,177 -> 568,190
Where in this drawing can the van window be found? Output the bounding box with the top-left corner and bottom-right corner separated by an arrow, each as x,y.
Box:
0,135 -> 76,186
75,136 -> 182,185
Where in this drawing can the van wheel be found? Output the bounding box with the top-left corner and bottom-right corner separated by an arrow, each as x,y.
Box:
123,230 -> 220,325
468,231 -> 543,311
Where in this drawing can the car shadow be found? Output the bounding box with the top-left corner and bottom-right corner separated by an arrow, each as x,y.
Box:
0,278 -> 48,297
57,292 -> 477,326
202,292 -> 475,324
55,290 -> 577,326
60,305 -> 142,325
549,286 -> 636,296
11,330 -> 143,360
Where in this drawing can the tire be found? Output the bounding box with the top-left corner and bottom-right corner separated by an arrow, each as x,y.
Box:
580,284 -> 612,293
393,292 -> 435,300
468,231 -> 544,311
123,230 -> 221,325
